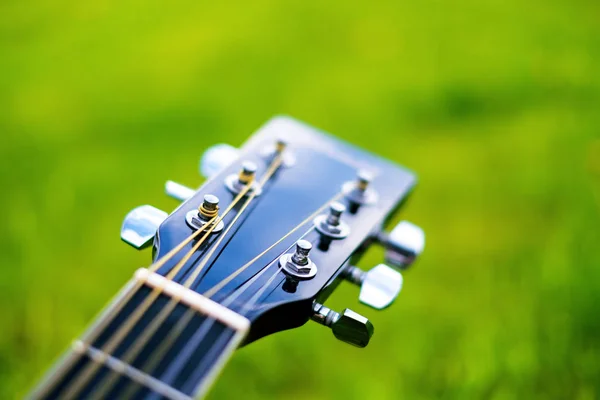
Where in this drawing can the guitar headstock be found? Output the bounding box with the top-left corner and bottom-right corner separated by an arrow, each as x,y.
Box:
121,116 -> 425,348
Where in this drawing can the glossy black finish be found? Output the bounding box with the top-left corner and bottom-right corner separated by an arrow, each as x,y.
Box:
154,116 -> 416,338
34,116 -> 418,399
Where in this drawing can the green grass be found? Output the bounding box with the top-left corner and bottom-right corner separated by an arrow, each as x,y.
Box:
1,0 -> 599,398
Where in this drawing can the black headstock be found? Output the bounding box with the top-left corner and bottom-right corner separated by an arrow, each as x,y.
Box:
124,116 -> 423,346
32,116 -> 426,400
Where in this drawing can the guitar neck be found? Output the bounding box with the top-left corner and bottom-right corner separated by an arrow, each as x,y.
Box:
31,269 -> 249,400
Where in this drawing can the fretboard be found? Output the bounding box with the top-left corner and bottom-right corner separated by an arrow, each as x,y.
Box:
30,269 -> 250,400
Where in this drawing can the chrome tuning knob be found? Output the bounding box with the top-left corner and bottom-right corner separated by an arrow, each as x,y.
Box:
344,264 -> 403,310
377,221 -> 425,269
311,302 -> 374,348
199,143 -> 240,179
165,180 -> 196,202
120,205 -> 168,249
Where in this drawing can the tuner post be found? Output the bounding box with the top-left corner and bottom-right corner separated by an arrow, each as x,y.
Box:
291,240 -> 311,266
357,170 -> 371,191
314,201 -> 350,239
225,161 -> 263,196
185,194 -> 225,233
261,136 -> 296,167
275,137 -> 287,153
199,194 -> 219,218
238,161 -> 257,185
342,170 -> 378,207
279,240 -> 317,279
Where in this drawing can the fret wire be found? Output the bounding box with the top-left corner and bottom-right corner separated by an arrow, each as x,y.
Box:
89,299 -> 181,399
67,175 -> 252,398
71,340 -> 192,400
127,212 -> 314,397
47,155 -> 333,399
28,278 -> 143,399
155,225 -> 314,396
118,308 -> 195,399
59,215 -> 220,400
115,156 -> 283,398
37,213 -> 221,398
89,193 -> 255,399
118,188 -> 335,397
81,193 -> 247,399
61,180 -> 249,399
90,155 -> 282,399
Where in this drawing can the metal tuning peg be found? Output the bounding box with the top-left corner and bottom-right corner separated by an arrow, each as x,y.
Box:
165,180 -> 196,202
199,143 -> 240,179
377,221 -> 425,269
120,205 -> 168,249
344,264 -> 403,310
311,302 -> 374,348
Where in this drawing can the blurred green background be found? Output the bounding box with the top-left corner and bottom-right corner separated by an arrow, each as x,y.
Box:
2,0 -> 600,398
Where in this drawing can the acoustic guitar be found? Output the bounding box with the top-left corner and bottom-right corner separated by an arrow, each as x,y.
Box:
30,116 -> 425,399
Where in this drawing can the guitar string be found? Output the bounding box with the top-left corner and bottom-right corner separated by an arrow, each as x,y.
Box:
203,190 -> 344,298
92,155 -> 283,399
138,191 -> 343,395
114,157 -> 284,398
171,191 -> 344,394
93,197 -> 256,399
60,181 -> 254,399
183,155 -> 283,287
69,167 -> 341,399
59,179 -> 254,399
149,227 -> 314,397
60,216 -> 222,400
180,247 -> 294,395
114,208 -> 263,400
33,211 -> 226,400
73,174 -> 261,400
238,254 -> 290,315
